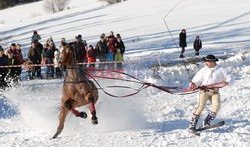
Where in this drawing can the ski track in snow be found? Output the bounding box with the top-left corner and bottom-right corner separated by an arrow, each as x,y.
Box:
1,0 -> 250,146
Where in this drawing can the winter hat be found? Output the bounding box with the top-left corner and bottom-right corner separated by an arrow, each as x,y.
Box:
202,54 -> 219,62
7,49 -> 13,54
11,43 -> 16,47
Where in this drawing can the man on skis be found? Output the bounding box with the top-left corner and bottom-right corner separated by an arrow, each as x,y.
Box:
188,54 -> 234,132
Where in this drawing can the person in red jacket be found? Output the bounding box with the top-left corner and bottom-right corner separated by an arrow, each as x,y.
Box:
87,45 -> 96,69
107,36 -> 116,55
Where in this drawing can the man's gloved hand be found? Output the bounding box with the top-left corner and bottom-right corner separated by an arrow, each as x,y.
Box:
189,82 -> 196,90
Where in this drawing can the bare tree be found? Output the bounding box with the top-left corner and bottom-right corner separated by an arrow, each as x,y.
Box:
43,0 -> 70,13
54,0 -> 70,11
43,0 -> 56,13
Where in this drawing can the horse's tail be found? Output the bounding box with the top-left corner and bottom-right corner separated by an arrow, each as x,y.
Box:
53,102 -> 62,117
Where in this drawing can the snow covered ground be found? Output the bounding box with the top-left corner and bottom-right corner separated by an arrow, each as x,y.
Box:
0,0 -> 250,146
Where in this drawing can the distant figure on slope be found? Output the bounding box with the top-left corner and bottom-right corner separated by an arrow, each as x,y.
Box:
188,54 -> 234,133
31,31 -> 41,43
179,29 -> 187,58
193,36 -> 202,56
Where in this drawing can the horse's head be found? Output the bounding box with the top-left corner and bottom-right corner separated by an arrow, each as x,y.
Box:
61,44 -> 76,67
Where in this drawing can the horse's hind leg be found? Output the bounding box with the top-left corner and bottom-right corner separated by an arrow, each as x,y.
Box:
52,106 -> 69,139
86,93 -> 98,125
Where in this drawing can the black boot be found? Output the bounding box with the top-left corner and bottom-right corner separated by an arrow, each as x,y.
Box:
203,111 -> 216,127
189,114 -> 199,132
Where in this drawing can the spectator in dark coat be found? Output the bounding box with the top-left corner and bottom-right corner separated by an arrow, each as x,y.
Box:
0,47 -> 7,89
78,34 -> 88,49
28,42 -> 42,79
35,39 -> 44,55
45,43 -> 54,79
74,36 -> 87,76
74,36 -> 86,63
116,36 -> 125,55
5,50 -> 20,85
95,35 -> 108,69
108,31 -> 116,43
193,36 -> 202,56
15,44 -> 24,80
179,29 -> 187,58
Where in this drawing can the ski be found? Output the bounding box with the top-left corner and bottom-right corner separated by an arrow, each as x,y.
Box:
189,121 -> 225,136
196,121 -> 225,132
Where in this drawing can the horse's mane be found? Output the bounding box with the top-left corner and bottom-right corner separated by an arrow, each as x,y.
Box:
61,44 -> 76,67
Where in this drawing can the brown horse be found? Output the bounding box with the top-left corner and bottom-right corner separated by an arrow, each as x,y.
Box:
52,44 -> 99,138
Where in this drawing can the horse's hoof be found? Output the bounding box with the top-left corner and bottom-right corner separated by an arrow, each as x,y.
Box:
91,116 -> 98,125
92,119 -> 98,125
78,112 -> 87,118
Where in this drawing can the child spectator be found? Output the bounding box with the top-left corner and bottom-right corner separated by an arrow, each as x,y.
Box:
193,36 -> 202,56
87,45 -> 96,69
114,49 -> 124,69
106,49 -> 114,69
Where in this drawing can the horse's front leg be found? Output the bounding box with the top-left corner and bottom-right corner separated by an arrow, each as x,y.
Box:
86,93 -> 98,125
65,99 -> 88,118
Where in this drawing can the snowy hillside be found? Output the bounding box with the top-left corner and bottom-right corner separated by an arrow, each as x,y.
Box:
0,0 -> 250,146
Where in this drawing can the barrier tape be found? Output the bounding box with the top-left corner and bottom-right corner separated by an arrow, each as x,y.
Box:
0,42 -> 249,69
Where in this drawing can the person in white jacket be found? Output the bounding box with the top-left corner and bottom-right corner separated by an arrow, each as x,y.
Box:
54,48 -> 62,78
188,54 -> 234,132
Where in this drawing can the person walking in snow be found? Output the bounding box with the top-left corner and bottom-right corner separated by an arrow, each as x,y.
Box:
188,54 -> 234,133
179,29 -> 187,58
193,36 -> 202,56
